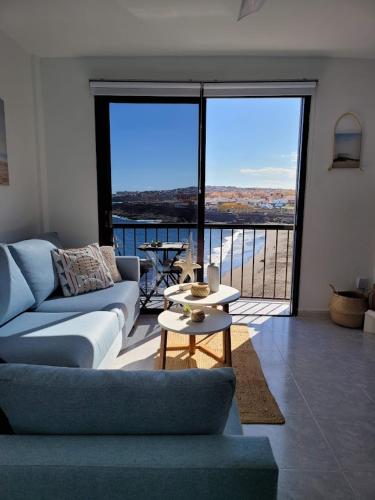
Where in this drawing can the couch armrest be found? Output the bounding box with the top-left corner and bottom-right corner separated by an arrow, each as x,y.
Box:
115,256 -> 140,282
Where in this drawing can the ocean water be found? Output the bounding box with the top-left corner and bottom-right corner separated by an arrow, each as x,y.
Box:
113,217 -> 266,283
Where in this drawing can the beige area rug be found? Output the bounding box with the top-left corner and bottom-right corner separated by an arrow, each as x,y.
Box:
154,324 -> 285,425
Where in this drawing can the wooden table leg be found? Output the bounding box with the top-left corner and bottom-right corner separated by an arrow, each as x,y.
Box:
222,303 -> 231,365
224,327 -> 232,367
189,335 -> 196,356
222,331 -> 227,364
160,329 -> 168,369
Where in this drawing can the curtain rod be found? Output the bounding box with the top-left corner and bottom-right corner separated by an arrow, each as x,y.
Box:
89,79 -> 318,97
89,79 -> 319,84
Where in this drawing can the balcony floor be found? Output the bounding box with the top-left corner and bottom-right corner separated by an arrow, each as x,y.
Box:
142,296 -> 291,316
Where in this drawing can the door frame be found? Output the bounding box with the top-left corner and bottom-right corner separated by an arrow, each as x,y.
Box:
94,95 -> 202,246
94,94 -> 311,316
291,96 -> 311,315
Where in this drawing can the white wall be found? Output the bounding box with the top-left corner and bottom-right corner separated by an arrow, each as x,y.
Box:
39,56 -> 375,311
0,30 -> 42,242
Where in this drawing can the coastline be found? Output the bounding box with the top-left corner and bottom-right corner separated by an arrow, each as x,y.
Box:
221,230 -> 293,299
114,223 -> 293,300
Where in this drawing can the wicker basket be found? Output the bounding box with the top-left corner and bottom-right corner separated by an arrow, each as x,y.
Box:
329,284 -> 368,328
191,282 -> 210,298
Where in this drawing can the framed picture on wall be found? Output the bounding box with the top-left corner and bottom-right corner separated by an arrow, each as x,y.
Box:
330,112 -> 362,169
0,98 -> 9,185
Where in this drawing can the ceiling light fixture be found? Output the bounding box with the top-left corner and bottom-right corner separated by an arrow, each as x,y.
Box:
237,0 -> 267,20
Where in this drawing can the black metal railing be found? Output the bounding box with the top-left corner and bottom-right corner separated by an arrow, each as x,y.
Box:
113,222 -> 294,301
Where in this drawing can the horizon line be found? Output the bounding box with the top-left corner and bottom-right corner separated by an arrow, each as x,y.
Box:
113,185 -> 296,193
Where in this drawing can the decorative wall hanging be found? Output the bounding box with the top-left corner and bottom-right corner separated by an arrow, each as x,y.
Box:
0,98 -> 9,185
330,112 -> 362,170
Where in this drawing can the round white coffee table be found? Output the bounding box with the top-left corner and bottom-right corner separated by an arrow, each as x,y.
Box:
164,284 -> 240,313
158,307 -> 232,369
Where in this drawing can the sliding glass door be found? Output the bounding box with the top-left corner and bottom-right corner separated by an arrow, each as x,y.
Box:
95,92 -> 310,314
204,98 -> 303,304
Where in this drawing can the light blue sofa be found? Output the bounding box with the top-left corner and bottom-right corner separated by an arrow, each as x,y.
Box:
0,365 -> 279,500
0,233 -> 140,368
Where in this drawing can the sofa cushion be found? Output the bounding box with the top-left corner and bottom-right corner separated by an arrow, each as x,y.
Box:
0,435 -> 278,500
52,244 -> 114,297
34,231 -> 62,248
8,238 -> 59,307
0,311 -> 120,368
0,365 -> 235,435
223,399 -> 243,435
0,245 -> 35,327
36,281 -> 139,332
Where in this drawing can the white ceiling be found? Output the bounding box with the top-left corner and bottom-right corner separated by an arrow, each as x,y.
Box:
0,0 -> 375,59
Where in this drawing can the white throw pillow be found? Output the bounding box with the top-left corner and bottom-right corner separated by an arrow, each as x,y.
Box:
52,243 -> 114,297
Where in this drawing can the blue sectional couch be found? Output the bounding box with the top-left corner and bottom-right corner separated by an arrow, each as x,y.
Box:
0,233 -> 140,368
0,364 -> 279,500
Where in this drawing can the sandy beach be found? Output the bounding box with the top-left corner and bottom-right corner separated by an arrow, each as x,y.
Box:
222,229 -> 293,299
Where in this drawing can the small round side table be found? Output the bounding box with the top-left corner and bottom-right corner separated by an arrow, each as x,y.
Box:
158,307 -> 232,369
159,284 -> 240,369
163,284 -> 240,313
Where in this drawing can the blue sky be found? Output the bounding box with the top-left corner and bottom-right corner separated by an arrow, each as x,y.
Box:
110,98 -> 301,192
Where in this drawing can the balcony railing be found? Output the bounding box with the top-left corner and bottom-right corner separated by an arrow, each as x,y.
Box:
113,222 -> 294,301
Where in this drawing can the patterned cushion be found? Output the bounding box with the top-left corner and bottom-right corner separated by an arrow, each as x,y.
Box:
100,246 -> 122,283
52,244 -> 114,297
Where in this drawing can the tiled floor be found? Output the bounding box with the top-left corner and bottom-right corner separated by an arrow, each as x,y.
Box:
114,314 -> 375,499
